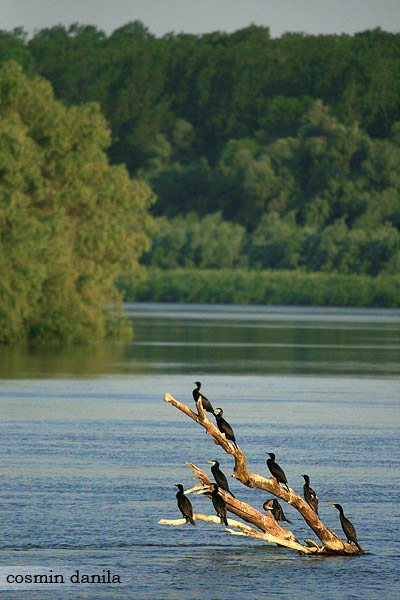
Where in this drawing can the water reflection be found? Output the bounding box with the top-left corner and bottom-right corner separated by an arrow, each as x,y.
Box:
0,303 -> 399,378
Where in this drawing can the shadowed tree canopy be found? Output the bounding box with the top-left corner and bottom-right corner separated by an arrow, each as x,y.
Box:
1,25 -> 400,284
0,61 -> 154,344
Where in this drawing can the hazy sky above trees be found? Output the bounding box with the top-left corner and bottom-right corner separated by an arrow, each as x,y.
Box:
4,0 -> 400,38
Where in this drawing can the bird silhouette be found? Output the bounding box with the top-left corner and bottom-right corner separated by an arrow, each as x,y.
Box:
214,408 -> 238,448
192,381 -> 216,415
175,484 -> 195,525
330,503 -> 361,550
210,483 -> 228,526
266,452 -> 289,491
302,474 -> 319,515
208,459 -> 236,497
263,498 -> 292,523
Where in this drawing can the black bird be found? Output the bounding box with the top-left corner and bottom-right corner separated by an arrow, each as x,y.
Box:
192,381 -> 216,415
263,498 -> 292,523
266,452 -> 289,491
214,408 -> 238,448
302,474 -> 319,515
210,483 -> 229,526
330,503 -> 361,550
208,460 -> 236,498
175,484 -> 195,525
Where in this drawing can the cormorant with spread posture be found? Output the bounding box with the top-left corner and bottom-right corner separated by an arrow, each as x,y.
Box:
266,452 -> 289,491
210,483 -> 229,526
214,408 -> 238,448
330,503 -> 361,550
263,498 -> 292,523
175,484 -> 195,525
208,460 -> 236,498
302,474 -> 319,515
192,381 -> 216,415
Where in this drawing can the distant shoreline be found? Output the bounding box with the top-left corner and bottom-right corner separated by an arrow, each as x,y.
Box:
117,268 -> 400,309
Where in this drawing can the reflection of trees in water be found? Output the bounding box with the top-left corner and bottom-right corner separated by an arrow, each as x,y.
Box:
0,343 -> 126,377
1,306 -> 398,377
123,309 -> 400,376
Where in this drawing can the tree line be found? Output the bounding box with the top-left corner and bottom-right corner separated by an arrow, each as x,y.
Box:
0,22 -> 399,336
2,23 -> 399,169
1,21 -> 398,277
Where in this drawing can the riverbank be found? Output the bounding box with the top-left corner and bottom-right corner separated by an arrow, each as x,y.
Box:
117,268 -> 400,308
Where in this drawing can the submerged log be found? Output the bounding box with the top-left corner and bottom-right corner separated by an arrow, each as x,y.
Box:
161,392 -> 364,556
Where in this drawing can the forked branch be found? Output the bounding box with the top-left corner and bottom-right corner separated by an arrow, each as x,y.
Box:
161,392 -> 363,555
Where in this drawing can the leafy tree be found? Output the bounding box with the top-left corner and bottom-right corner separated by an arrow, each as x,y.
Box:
0,27 -> 34,72
0,61 -> 154,344
150,159 -> 215,217
143,213 -> 247,269
1,23 -> 400,281
247,212 -> 310,269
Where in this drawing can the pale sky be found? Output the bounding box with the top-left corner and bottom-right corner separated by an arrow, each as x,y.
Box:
2,0 -> 400,39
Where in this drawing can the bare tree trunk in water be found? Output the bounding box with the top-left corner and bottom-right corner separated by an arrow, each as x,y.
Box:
158,393 -> 364,556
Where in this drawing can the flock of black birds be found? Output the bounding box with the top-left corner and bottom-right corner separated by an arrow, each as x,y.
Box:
175,381 -> 361,550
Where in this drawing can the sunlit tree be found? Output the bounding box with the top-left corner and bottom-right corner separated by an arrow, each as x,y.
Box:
0,61 -> 154,343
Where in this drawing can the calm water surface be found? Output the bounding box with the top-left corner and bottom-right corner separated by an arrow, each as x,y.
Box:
0,303 -> 399,599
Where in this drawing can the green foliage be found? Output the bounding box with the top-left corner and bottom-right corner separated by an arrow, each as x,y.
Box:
150,158 -> 215,217
143,210 -> 400,277
119,268 -> 400,308
0,28 -> 34,72
143,212 -> 247,268
248,212 -> 310,269
2,23 -> 399,175
0,61 -> 154,344
1,24 -> 400,302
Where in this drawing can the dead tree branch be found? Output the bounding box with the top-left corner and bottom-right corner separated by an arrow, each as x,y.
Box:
162,392 -> 363,555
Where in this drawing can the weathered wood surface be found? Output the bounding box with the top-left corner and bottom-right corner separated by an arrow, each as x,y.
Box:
161,392 -> 363,555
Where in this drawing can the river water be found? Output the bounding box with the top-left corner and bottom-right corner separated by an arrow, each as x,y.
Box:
0,303 -> 399,599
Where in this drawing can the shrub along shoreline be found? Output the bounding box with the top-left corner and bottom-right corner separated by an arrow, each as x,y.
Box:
117,268 -> 400,308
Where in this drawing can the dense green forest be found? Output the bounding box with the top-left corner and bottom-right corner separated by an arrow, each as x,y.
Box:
0,61 -> 154,343
1,22 -> 400,332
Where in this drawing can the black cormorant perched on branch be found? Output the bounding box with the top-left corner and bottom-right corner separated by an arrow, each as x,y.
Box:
208,460 -> 236,497
302,474 -> 319,515
175,484 -> 195,525
192,381 -> 216,415
210,483 -> 229,525
263,498 -> 292,523
266,452 -> 289,491
330,503 -> 361,550
214,408 -> 238,448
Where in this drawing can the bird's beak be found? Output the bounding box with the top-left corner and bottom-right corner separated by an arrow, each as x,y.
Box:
207,460 -> 213,464
264,505 -> 273,511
